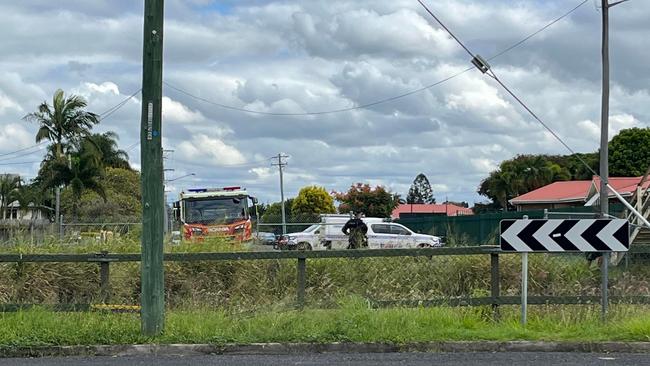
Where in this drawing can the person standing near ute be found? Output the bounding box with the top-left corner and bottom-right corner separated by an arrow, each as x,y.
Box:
342,212 -> 368,249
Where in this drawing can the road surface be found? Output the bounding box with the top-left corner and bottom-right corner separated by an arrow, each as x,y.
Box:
1,352 -> 649,366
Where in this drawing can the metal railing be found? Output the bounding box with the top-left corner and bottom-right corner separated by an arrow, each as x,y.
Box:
1,245 -> 650,313
627,166 -> 650,243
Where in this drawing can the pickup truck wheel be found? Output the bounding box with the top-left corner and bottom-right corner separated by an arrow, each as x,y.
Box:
417,243 -> 431,248
296,242 -> 312,251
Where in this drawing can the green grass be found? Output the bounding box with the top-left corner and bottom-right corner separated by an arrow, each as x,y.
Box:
0,301 -> 649,347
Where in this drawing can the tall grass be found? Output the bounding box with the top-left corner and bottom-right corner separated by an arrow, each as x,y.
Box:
0,240 -> 648,313
0,300 -> 648,347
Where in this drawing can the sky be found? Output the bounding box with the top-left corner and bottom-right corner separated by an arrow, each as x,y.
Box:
0,0 -> 648,205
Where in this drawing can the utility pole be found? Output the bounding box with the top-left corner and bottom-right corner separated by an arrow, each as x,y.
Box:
140,0 -> 165,336
272,154 -> 289,235
598,0 -> 629,321
599,0 -> 629,216
599,0 -> 610,219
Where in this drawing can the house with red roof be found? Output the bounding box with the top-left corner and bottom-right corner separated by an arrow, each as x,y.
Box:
509,176 -> 650,211
391,203 -> 474,219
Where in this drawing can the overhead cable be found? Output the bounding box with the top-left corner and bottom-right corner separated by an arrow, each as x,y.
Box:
416,0 -> 598,176
163,0 -> 588,116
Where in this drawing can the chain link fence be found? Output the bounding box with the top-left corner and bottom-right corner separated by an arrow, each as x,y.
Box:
256,212 -> 322,236
1,206 -> 648,314
1,247 -> 649,314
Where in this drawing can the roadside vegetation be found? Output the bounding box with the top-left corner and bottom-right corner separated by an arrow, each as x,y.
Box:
0,239 -> 648,311
0,301 -> 649,347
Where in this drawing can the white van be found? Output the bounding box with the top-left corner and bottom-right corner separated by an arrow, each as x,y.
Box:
285,214 -> 442,250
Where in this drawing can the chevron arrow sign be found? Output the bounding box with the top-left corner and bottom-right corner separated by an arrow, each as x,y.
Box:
500,219 -> 629,252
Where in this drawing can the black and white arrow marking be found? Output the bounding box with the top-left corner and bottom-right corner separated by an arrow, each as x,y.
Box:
500,219 -> 629,252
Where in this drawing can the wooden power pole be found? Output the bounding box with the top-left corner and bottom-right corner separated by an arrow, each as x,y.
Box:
272,154 -> 289,235
140,0 -> 165,336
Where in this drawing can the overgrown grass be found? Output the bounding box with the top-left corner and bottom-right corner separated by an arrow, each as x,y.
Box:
0,300 -> 649,347
0,235 -> 247,254
1,241 -> 649,310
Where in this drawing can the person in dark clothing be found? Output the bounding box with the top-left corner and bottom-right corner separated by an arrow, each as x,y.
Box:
342,212 -> 368,249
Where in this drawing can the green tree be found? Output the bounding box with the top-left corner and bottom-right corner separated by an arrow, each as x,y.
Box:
478,154 -> 574,210
609,127 -> 650,177
292,186 -> 336,220
333,183 -> 400,218
13,183 -> 43,220
61,167 -> 140,221
23,89 -> 100,158
37,138 -> 106,218
407,173 -> 435,204
551,153 -> 598,180
86,132 -> 131,170
0,174 -> 20,219
260,198 -> 295,234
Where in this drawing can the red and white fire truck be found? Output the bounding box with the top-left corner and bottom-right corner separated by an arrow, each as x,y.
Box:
174,187 -> 256,242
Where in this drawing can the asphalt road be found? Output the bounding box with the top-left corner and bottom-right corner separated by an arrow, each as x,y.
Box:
1,352 -> 649,366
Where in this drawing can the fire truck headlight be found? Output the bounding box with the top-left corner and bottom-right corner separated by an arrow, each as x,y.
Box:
234,224 -> 245,230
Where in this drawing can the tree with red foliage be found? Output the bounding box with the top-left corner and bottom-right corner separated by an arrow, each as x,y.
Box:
333,183 -> 400,218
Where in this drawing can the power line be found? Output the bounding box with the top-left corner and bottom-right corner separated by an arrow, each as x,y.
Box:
0,141 -> 48,158
0,161 -> 40,166
417,0 -> 599,177
417,0 -> 474,59
125,141 -> 140,152
0,145 -> 46,162
487,0 -> 589,61
487,71 -> 597,176
170,157 -> 273,169
163,0 -> 588,117
164,70 -> 473,116
0,89 -> 142,161
97,88 -> 142,122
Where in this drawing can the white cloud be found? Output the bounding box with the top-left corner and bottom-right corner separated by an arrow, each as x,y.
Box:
1,0 -> 649,205
0,92 -> 22,115
470,158 -> 497,174
84,82 -> 119,96
162,97 -> 205,124
0,124 -> 33,152
249,167 -> 273,180
177,134 -> 246,166
577,114 -> 642,141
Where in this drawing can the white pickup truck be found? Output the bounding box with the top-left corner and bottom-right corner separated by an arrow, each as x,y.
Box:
285,215 -> 442,250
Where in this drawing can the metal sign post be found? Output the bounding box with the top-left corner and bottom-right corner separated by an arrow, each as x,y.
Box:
521,215 -> 529,326
521,251 -> 528,326
500,218 -> 629,325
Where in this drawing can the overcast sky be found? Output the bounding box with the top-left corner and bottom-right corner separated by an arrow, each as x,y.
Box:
0,0 -> 648,205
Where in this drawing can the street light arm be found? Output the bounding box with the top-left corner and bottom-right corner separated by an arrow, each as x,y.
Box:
608,0 -> 631,7
165,173 -> 195,183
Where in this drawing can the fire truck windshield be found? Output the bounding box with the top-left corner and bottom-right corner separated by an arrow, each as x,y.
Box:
183,197 -> 247,225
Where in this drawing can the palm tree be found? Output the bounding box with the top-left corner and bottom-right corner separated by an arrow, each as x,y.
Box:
86,132 -> 131,169
35,139 -> 106,219
69,139 -> 107,217
14,184 -> 41,221
0,175 -> 21,220
23,89 -> 100,159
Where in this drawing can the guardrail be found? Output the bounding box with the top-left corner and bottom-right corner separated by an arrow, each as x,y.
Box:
2,245 -> 650,313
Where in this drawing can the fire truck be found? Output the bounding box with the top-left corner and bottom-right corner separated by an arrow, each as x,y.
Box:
173,187 -> 257,242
